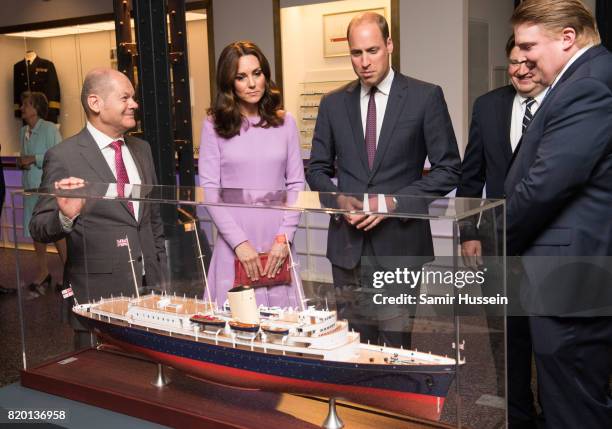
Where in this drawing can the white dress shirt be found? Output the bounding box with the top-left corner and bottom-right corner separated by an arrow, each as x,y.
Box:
86,121 -> 141,220
360,68 -> 395,146
510,89 -> 547,152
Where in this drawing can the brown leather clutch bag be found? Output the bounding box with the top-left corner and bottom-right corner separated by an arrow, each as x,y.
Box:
234,253 -> 291,287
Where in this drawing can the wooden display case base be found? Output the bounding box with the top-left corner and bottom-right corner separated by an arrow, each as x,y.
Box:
20,347 -> 456,428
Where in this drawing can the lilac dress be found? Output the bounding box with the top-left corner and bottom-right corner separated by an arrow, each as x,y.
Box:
198,113 -> 305,307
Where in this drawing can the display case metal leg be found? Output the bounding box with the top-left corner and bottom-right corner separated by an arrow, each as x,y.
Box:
322,398 -> 344,429
151,363 -> 171,387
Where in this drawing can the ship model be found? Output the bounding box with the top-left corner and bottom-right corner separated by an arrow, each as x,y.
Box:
73,234 -> 461,421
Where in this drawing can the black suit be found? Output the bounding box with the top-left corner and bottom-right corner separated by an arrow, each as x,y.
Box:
307,71 -> 461,345
30,128 -> 167,304
458,84 -> 537,427
505,45 -> 612,428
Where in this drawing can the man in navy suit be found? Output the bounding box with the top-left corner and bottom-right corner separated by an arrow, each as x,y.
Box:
307,12 -> 460,346
458,35 -> 546,429
507,1 -> 612,427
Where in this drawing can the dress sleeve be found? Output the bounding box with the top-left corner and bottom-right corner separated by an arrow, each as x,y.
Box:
276,113 -> 305,242
198,118 -> 249,249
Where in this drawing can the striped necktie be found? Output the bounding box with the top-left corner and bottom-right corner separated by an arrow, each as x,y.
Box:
522,97 -> 536,134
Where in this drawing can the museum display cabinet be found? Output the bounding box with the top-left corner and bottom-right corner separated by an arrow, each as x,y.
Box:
297,81 -> 350,152
12,184 -> 506,428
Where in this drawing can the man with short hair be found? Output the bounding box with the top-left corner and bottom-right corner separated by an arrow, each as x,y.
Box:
307,12 -> 460,346
30,68 -> 166,344
458,35 -> 547,429
506,1 -> 612,427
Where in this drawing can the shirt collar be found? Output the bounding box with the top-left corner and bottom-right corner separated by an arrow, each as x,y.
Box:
549,44 -> 593,89
29,118 -> 43,134
86,121 -> 124,151
360,68 -> 395,98
516,87 -> 548,106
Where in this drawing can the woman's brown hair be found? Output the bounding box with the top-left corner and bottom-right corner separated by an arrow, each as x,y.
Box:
208,41 -> 283,139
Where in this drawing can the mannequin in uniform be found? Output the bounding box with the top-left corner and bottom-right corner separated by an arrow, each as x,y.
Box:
14,51 -> 61,123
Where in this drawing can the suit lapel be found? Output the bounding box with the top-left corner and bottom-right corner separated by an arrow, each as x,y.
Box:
344,81 -> 370,174
78,128 -> 116,183
498,87 -> 514,163
370,74 -> 408,177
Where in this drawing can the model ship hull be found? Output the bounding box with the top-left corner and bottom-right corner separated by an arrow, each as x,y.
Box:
75,313 -> 455,421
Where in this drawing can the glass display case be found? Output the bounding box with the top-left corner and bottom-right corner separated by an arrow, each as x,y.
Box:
12,184 -> 506,428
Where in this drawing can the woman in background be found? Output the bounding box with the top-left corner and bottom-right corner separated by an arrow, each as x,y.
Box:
18,91 -> 65,295
199,41 -> 305,307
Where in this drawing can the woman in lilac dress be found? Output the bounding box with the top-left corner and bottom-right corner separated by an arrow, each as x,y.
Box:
198,41 -> 305,308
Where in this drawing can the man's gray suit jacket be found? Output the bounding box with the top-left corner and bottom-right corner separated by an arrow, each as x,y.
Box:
29,127 -> 166,303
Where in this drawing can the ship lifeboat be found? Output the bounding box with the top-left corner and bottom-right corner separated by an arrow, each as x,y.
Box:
261,325 -> 289,336
228,321 -> 260,333
190,314 -> 226,328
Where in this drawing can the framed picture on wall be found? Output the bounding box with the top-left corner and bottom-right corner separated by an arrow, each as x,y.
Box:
323,7 -> 387,58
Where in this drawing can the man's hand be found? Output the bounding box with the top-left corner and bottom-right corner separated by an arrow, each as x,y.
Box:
17,156 -> 35,170
354,195 -> 396,231
235,241 -> 263,281
55,177 -> 86,219
336,194 -> 366,225
262,239 -> 289,278
461,240 -> 483,270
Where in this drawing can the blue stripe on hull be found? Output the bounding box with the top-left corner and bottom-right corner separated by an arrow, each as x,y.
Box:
78,315 -> 454,397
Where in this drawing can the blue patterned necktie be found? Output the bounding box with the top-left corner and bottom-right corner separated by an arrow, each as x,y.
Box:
522,97 -> 536,134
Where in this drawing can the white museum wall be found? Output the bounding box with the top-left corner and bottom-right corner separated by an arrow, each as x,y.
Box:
400,0 -> 468,154
280,0 -> 390,129
211,0 -> 276,80
469,0 -> 514,85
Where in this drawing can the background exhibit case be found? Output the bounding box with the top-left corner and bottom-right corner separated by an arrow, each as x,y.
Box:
13,184 -> 506,429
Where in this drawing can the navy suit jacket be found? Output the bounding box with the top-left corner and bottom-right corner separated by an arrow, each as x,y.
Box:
504,45 -> 612,315
306,72 -> 461,269
457,85 -> 515,242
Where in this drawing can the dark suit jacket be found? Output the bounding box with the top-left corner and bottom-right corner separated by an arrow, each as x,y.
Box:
306,72 -> 461,269
505,45 -> 612,315
30,128 -> 166,303
457,85 -> 515,242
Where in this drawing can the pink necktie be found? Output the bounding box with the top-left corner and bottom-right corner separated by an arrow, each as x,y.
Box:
365,87 -> 377,169
110,140 -> 134,216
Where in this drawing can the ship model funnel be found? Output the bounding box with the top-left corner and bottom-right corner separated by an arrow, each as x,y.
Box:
227,286 -> 260,324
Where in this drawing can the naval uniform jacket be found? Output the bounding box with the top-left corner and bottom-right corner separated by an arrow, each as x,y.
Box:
14,57 -> 61,123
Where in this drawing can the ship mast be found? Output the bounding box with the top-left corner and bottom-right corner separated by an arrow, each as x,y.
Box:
124,235 -> 140,299
285,233 -> 306,311
192,219 -> 214,312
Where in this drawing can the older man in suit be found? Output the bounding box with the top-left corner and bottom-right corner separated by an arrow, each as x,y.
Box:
30,68 -> 166,344
307,12 -> 460,346
506,1 -> 612,427
458,35 -> 547,429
